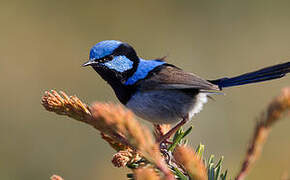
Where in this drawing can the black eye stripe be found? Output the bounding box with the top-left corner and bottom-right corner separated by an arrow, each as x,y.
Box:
95,55 -> 114,63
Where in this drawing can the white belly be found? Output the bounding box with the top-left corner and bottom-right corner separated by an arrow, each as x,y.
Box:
126,90 -> 208,124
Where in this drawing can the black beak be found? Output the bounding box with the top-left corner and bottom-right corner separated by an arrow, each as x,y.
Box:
82,60 -> 94,67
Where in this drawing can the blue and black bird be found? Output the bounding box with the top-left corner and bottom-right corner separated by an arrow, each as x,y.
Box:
82,40 -> 290,141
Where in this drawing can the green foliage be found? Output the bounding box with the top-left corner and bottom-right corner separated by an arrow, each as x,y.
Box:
126,126 -> 229,180
172,128 -> 228,180
203,153 -> 227,180
168,126 -> 193,151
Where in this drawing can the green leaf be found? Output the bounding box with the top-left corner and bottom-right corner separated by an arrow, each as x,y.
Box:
182,139 -> 188,145
215,156 -> 224,169
220,170 -> 228,180
181,126 -> 193,139
168,126 -> 192,151
208,155 -> 215,165
208,163 -> 215,180
214,164 -> 221,180
172,127 -> 183,142
173,167 -> 188,180
127,163 -> 138,169
127,173 -> 134,180
196,143 -> 205,158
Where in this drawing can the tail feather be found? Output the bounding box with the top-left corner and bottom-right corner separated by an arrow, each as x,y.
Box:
210,62 -> 290,90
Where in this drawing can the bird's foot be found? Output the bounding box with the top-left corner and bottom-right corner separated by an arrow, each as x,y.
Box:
156,116 -> 188,144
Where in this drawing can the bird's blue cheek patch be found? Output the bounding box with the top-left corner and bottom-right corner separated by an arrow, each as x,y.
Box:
103,55 -> 134,72
125,59 -> 165,85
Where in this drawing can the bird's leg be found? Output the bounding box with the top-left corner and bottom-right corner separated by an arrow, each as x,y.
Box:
157,115 -> 189,144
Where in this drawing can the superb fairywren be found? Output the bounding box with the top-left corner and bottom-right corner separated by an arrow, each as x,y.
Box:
83,40 -> 290,141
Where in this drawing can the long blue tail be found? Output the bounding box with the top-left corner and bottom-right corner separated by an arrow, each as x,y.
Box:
210,62 -> 290,90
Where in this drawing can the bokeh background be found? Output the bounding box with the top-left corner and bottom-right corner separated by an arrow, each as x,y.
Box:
0,0 -> 289,179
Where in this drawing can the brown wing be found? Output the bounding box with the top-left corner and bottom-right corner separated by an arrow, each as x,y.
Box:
138,65 -> 220,91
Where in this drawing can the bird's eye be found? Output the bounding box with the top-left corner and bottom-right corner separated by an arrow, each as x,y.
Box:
102,55 -> 114,62
108,55 -> 114,61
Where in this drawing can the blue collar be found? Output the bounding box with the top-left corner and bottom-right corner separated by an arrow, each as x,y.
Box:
125,59 -> 165,85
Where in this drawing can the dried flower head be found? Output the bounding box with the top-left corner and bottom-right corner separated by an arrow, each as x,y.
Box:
41,90 -> 91,121
112,150 -> 132,167
173,145 -> 207,180
90,103 -> 155,157
50,175 -> 64,180
265,87 -> 290,127
112,150 -> 142,167
134,167 -> 160,180
90,102 -> 174,179
41,91 -> 174,180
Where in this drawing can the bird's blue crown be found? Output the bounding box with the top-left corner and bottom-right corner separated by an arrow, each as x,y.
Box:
89,40 -> 122,60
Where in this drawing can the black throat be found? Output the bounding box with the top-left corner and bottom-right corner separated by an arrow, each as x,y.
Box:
93,66 -> 137,105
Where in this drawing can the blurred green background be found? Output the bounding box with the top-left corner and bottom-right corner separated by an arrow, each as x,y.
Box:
0,0 -> 289,179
